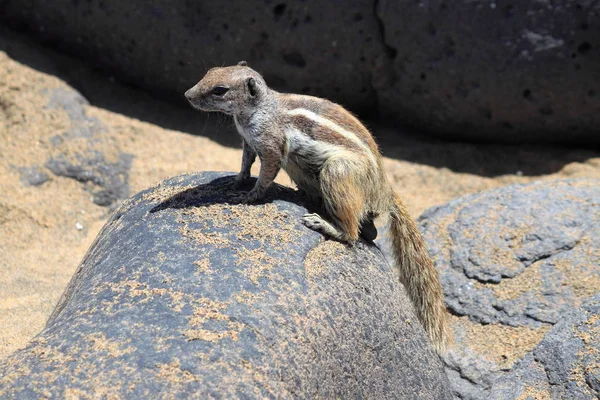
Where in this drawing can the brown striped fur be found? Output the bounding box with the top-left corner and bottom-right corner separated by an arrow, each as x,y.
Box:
288,113 -> 364,152
280,93 -> 380,155
185,63 -> 452,353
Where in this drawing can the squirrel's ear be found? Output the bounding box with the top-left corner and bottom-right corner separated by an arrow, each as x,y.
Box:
237,60 -> 248,66
247,77 -> 257,97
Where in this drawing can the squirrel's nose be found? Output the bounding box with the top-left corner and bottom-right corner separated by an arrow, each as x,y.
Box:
185,86 -> 200,101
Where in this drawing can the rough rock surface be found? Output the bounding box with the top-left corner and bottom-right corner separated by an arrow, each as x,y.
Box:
489,295 -> 600,400
377,178 -> 600,398
16,83 -> 132,207
376,0 -> 600,143
420,179 -> 600,330
0,172 -> 452,399
1,1 -> 599,143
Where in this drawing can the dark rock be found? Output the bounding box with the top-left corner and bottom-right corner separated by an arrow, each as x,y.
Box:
0,1 -> 384,115
418,179 -> 600,328
377,178 -> 600,399
42,87 -> 132,207
1,1 -> 599,143
376,0 -> 600,143
489,295 -> 600,400
0,172 -> 452,399
18,165 -> 50,186
46,151 -> 133,207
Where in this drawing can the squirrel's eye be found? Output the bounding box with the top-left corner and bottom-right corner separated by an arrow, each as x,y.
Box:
211,86 -> 229,96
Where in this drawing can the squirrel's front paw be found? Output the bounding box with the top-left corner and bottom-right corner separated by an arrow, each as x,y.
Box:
232,173 -> 250,190
231,188 -> 262,204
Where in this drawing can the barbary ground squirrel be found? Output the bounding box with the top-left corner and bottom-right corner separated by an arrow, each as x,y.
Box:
185,62 -> 451,353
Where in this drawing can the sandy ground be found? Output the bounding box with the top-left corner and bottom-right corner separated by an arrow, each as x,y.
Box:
1,28 -> 600,360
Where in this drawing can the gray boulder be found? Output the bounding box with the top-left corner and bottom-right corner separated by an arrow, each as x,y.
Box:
0,172 -> 452,399
1,1 -> 599,143
376,178 -> 600,399
489,295 -> 600,399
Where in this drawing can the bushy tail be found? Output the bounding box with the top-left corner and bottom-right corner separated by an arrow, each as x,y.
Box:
388,192 -> 452,354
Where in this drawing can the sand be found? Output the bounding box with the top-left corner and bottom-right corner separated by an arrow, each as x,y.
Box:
1,28 -> 600,360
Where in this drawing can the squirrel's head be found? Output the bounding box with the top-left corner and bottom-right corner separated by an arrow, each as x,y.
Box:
185,61 -> 268,115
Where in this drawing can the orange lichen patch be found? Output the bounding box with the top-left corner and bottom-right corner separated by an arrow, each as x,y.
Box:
563,274 -> 600,300
583,314 -> 599,332
141,183 -> 197,204
66,354 -> 140,396
111,196 -> 139,217
65,387 -> 92,400
239,359 -> 277,395
193,259 -> 212,274
151,334 -> 179,354
475,263 -> 542,301
84,333 -> 134,358
155,360 -> 198,384
174,356 -> 275,398
552,252 -> 600,300
460,316 -> 551,369
464,221 -> 537,279
99,280 -> 192,313
180,221 -> 231,247
176,201 -> 300,286
188,298 -> 229,325
183,298 -> 244,343
469,244 -> 523,276
29,342 -> 77,365
177,203 -> 233,248
0,361 -> 32,387
64,386 -> 125,400
515,385 -> 551,400
304,241 -> 347,278
178,202 -> 296,250
234,205 -> 296,248
64,384 -> 122,400
570,313 -> 600,390
231,290 -> 263,304
569,360 -> 588,392
474,234 -> 600,304
427,207 -> 461,267
236,248 -> 279,285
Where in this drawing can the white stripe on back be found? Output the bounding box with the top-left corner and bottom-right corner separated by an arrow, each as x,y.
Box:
286,108 -> 378,168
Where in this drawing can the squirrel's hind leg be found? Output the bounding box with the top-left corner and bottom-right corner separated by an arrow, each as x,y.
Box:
301,157 -> 366,244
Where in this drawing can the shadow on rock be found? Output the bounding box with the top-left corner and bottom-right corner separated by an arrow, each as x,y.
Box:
149,175 -> 301,214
